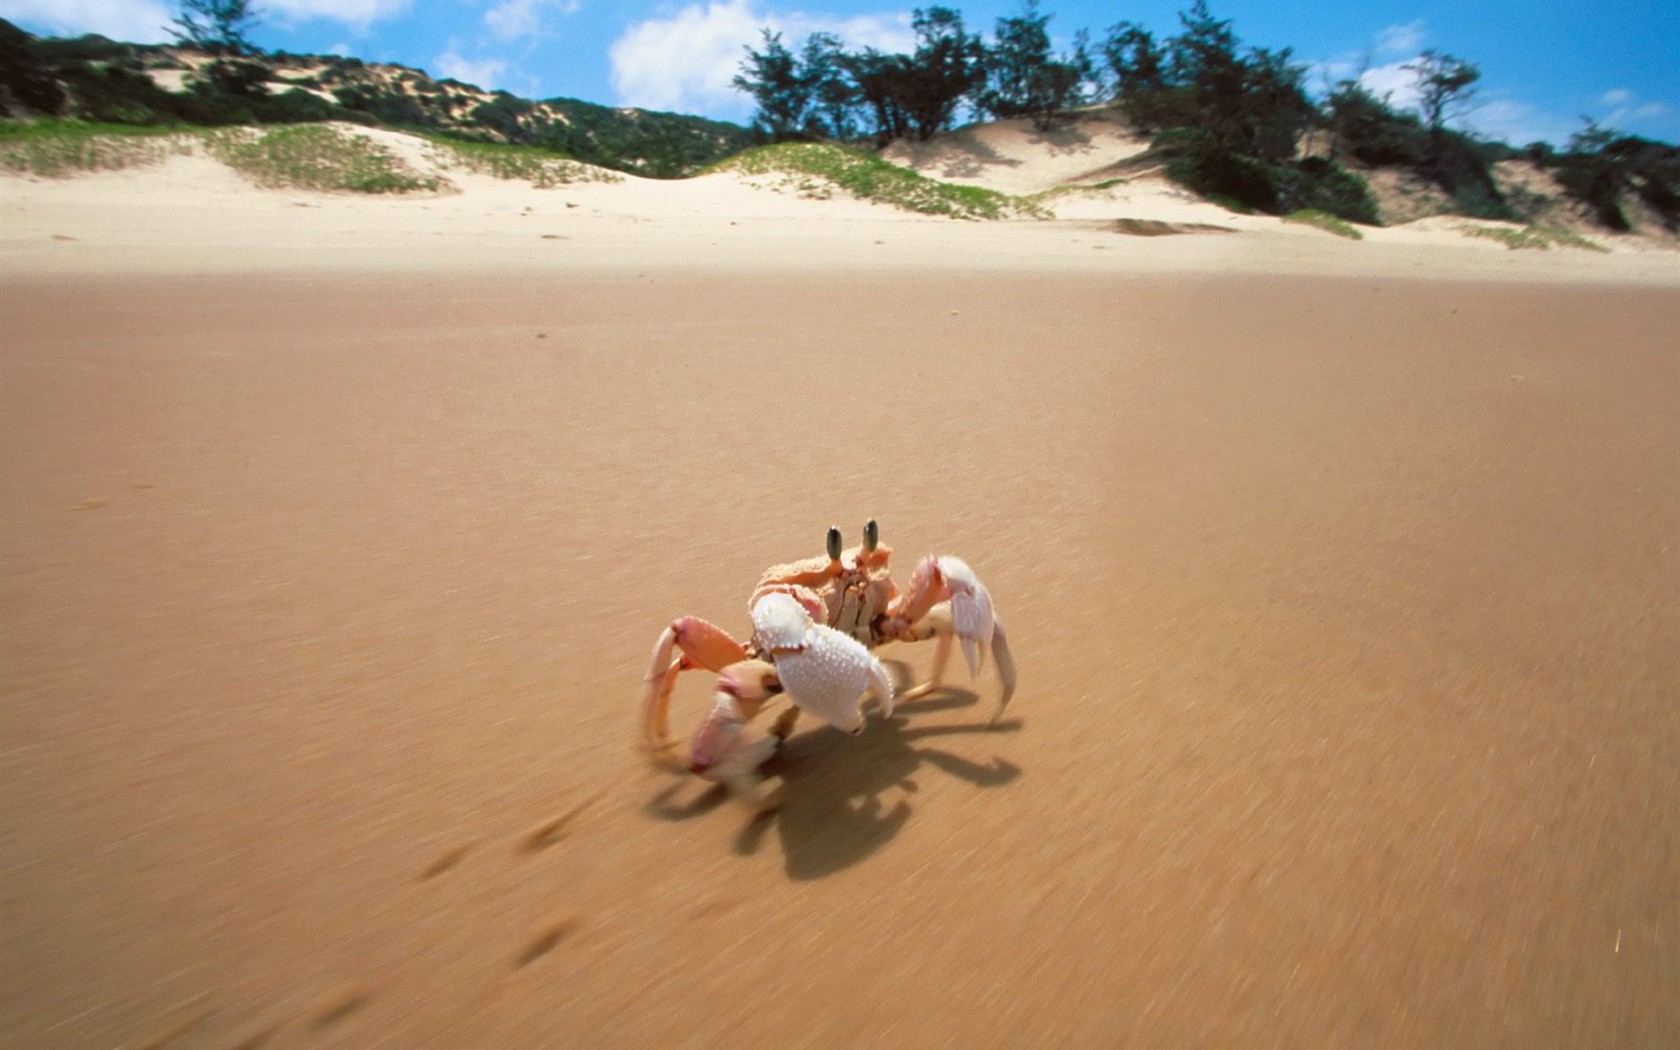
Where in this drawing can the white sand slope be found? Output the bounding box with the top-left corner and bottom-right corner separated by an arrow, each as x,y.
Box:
881,111 -> 1152,195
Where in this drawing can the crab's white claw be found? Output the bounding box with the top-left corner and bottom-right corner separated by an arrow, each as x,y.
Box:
750,590 -> 815,650
769,622 -> 892,735
937,556 -> 995,677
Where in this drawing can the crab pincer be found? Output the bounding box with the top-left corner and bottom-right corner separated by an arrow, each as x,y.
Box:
750,591 -> 896,733
891,555 -> 1017,724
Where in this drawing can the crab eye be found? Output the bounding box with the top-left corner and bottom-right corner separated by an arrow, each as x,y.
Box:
826,526 -> 842,562
863,519 -> 879,551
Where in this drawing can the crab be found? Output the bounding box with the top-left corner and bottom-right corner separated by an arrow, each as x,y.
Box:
640,519 -> 1016,810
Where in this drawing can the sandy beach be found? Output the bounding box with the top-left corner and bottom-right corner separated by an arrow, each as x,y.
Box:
2,133 -> 1679,1048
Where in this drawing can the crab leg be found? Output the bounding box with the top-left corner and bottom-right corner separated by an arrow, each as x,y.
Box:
988,619 -> 1017,725
641,616 -> 749,766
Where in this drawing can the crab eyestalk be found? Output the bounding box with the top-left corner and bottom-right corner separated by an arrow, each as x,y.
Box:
863,518 -> 879,551
826,525 -> 842,563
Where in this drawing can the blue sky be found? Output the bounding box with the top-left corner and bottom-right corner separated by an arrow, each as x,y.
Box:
5,1 -> 1676,145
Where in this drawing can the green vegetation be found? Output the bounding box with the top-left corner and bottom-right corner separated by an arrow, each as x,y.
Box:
1460,224 -> 1609,252
206,124 -> 440,192
0,119 -> 190,175
1032,177 -> 1128,203
1156,132 -> 1380,223
1541,123 -> 1680,232
1323,78 -> 1517,221
713,142 -> 1045,219
0,118 -> 438,193
978,0 -> 1091,132
515,96 -> 753,179
1284,208 -> 1363,239
423,135 -> 619,186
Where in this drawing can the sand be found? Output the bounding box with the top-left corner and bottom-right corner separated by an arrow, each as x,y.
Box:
2,131 -> 1679,1049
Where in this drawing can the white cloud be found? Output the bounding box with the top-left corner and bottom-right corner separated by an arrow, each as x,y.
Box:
1461,98 -> 1578,147
1597,90 -> 1672,133
0,0 -> 173,42
485,0 -> 580,42
435,48 -> 509,91
261,0 -> 410,25
1358,60 -> 1421,111
1374,20 -> 1425,57
608,0 -> 911,115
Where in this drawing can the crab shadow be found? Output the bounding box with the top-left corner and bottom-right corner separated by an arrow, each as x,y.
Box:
647,660 -> 1022,881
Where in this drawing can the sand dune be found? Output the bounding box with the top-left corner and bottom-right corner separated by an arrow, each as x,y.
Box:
2,123 -> 1678,1049
3,120 -> 1676,282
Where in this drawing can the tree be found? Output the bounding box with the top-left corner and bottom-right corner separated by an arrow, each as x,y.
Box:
980,0 -> 1091,131
1238,45 -> 1312,163
1404,49 -> 1478,157
897,6 -> 985,139
840,48 -> 912,145
1324,76 -> 1425,166
169,0 -> 260,57
1135,1 -> 1311,161
0,18 -> 68,114
1168,0 -> 1246,152
733,29 -> 813,141
801,32 -> 857,139
1101,21 -> 1171,130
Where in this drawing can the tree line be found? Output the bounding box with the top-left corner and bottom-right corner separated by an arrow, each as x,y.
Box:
735,2 -> 1093,143
733,1 -> 1676,229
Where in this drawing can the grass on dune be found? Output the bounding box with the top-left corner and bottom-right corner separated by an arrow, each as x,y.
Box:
1283,208 -> 1364,239
711,142 -> 1047,220
0,119 -> 194,176
205,124 -> 442,193
0,119 -> 442,194
422,135 -> 621,187
1460,223 -> 1610,252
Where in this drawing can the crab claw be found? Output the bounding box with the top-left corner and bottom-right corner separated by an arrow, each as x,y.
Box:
641,616 -> 750,768
687,694 -> 746,776
891,555 -> 1015,722
751,591 -> 895,733
899,555 -> 995,674
685,687 -> 789,813
936,556 -> 996,676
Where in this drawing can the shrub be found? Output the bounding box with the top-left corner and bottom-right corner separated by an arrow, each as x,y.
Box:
1461,224 -> 1609,252
255,88 -> 340,124
1284,208 -> 1362,239
60,64 -> 184,124
1158,129 -> 1378,223
0,19 -> 68,114
1430,130 -> 1519,221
